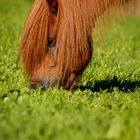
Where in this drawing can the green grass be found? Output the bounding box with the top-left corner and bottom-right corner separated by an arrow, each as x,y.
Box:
0,0 -> 140,140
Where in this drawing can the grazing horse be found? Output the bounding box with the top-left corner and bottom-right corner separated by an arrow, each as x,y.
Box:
20,0 -> 134,90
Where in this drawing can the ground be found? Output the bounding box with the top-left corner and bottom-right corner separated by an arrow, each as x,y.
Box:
0,0 -> 140,140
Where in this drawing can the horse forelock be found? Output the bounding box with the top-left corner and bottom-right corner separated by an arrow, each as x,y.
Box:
20,0 -> 50,76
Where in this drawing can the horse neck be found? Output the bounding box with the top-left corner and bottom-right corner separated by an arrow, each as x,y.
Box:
93,0 -> 121,20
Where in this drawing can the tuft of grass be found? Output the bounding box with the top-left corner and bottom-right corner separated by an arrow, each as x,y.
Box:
0,0 -> 140,140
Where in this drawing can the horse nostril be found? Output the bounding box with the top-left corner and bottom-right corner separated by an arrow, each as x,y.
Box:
30,81 -> 45,90
30,82 -> 37,89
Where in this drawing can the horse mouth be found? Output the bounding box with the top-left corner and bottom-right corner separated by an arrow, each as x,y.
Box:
30,78 -> 60,90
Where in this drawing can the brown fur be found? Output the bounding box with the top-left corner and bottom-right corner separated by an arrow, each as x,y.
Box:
20,0 -> 135,89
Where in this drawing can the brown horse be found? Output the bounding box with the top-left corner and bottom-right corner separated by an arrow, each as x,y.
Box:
20,0 -> 135,90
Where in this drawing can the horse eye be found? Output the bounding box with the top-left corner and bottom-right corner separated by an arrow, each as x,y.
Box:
48,37 -> 56,47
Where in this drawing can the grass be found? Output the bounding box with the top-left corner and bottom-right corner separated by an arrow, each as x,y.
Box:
0,0 -> 140,140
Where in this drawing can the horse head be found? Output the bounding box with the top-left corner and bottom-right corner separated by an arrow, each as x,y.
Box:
20,0 -> 132,89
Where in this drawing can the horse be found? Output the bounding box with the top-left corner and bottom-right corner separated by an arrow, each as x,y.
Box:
20,0 -> 135,90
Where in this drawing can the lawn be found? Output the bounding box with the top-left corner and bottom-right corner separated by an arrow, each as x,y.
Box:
0,0 -> 140,140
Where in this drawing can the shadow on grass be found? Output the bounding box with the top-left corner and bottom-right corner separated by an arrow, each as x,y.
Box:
79,76 -> 140,93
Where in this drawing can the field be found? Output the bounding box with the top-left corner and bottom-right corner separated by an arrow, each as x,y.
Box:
0,0 -> 140,140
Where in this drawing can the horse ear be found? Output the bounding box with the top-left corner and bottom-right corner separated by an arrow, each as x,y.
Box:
46,0 -> 58,15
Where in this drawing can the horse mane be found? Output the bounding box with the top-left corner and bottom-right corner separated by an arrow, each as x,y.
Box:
20,0 -> 133,79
